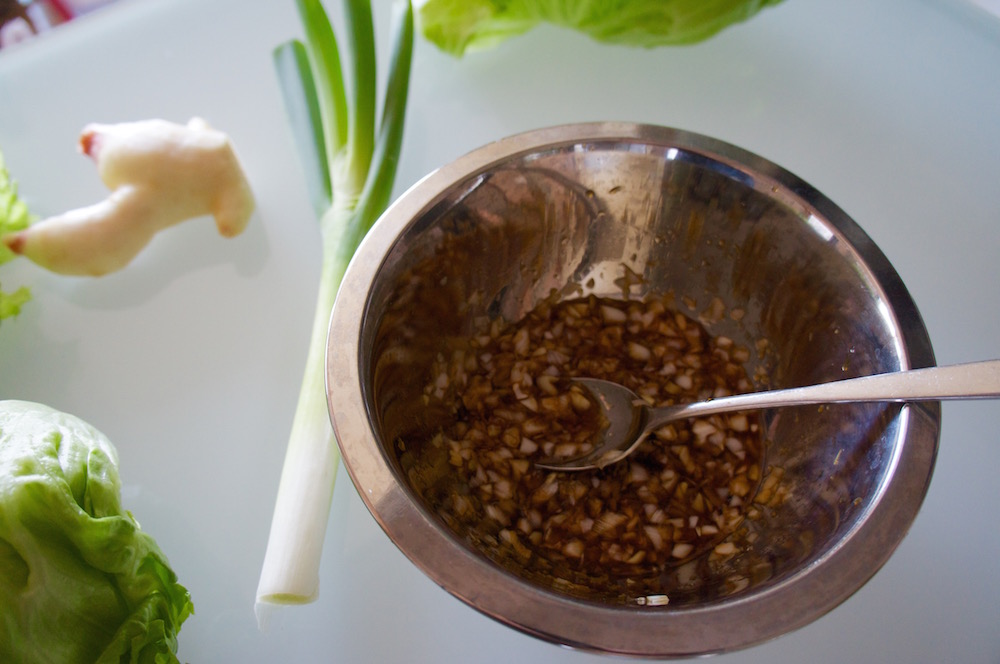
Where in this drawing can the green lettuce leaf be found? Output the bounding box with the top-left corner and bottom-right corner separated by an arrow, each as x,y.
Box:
0,285 -> 30,321
0,400 -> 194,664
1,148 -> 34,322
417,0 -> 784,56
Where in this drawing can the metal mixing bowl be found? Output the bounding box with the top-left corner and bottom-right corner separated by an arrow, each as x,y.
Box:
326,122 -> 939,657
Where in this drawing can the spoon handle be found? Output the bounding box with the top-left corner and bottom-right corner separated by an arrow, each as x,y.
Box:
651,359 -> 1000,425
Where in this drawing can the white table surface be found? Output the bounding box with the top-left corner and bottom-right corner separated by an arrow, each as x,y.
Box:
1,0 -> 999,662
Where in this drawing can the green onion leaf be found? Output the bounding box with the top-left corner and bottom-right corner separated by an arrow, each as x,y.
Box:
273,40 -> 332,217
354,0 -> 414,237
341,0 -> 377,197
295,0 -> 349,178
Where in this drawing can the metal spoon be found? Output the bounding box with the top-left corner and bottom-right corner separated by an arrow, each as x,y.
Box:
535,359 -> 1000,472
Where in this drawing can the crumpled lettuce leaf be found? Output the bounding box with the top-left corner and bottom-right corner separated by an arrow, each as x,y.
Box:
1,149 -> 33,322
0,400 -> 194,664
417,0 -> 784,56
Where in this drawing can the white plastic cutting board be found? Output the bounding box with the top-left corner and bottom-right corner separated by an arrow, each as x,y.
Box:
1,1 -> 998,662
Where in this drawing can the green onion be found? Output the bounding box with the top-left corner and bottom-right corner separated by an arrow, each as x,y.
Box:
256,0 -> 413,619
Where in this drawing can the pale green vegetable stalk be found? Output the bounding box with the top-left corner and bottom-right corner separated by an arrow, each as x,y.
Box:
256,0 -> 413,617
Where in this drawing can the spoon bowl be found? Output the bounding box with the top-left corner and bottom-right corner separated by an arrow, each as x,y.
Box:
538,360 -> 1000,471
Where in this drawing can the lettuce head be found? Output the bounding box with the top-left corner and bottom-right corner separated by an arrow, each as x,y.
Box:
417,0 -> 784,56
0,400 -> 193,664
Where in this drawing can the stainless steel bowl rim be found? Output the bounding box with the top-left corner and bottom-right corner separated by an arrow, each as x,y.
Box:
326,122 -> 938,658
